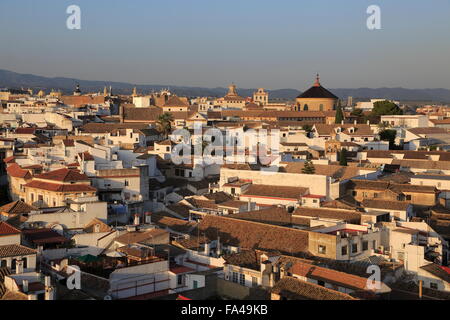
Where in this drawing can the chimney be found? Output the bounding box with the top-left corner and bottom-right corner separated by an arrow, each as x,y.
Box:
16,260 -> 24,274
119,105 -> 124,123
45,286 -> 55,300
22,280 -> 29,293
145,211 -> 152,224
419,280 -> 423,299
134,213 -> 140,226
45,276 -> 51,287
216,237 -> 221,256
204,242 -> 211,256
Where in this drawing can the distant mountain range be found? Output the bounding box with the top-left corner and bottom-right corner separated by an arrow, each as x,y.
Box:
1,69 -> 450,102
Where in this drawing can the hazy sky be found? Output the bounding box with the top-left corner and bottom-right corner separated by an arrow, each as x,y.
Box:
1,0 -> 449,89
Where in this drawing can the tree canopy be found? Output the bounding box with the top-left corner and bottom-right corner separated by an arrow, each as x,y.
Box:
339,148 -> 348,166
372,100 -> 402,116
156,112 -> 174,138
302,159 -> 316,174
335,103 -> 344,124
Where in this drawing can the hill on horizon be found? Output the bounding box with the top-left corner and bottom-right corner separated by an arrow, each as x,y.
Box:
1,69 -> 449,102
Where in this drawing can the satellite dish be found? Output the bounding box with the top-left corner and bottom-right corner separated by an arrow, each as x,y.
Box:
51,224 -> 64,235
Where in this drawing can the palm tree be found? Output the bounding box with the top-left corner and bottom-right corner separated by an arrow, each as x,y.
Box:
156,112 -> 174,138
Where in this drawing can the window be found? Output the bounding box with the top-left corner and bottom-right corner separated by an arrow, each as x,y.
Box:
23,258 -> 27,269
0,260 -> 6,268
124,180 -> 129,187
231,188 -> 236,195
252,277 -> 258,287
232,272 -> 238,283
239,274 -> 245,286
193,280 -> 198,289
430,282 -> 438,290
374,193 -> 379,198
318,245 -> 326,254
318,280 -> 325,287
11,259 -> 16,271
352,243 -> 358,253
406,195 -> 412,201
341,245 -> 348,256
362,241 -> 369,251
177,275 -> 183,286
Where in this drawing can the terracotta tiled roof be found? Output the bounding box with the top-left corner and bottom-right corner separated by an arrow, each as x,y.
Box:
195,215 -> 310,255
294,207 -> 361,224
242,184 -> 308,200
6,163 -> 32,179
3,156 -> 15,164
281,162 -> 370,181
114,228 -> 168,245
15,127 -> 36,134
348,179 -> 437,194
163,96 -> 189,107
289,262 -> 383,292
314,124 -> 374,136
81,122 -> 151,133
83,218 -> 112,233
34,168 -> 89,182
223,250 -> 261,270
24,180 -> 97,193
22,228 -> 70,245
202,192 -> 233,203
392,159 -> 450,170
0,201 -> 38,215
77,151 -> 94,161
62,139 -> 75,147
362,199 -> 410,211
0,222 -> 21,236
0,244 -> 36,258
123,107 -> 162,122
152,214 -> 196,234
421,263 -> 450,283
271,276 -> 357,300
231,207 -> 293,226
408,127 -> 448,135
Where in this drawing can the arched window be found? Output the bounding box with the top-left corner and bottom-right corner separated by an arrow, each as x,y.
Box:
0,260 -> 6,268
23,258 -> 27,269
304,104 -> 309,111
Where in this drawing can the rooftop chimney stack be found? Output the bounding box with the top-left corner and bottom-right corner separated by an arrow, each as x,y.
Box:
16,260 -> 24,274
134,213 -> 140,226
145,212 -> 152,224
22,280 -> 29,293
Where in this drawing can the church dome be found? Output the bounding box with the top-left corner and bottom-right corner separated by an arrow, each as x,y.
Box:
297,74 -> 338,100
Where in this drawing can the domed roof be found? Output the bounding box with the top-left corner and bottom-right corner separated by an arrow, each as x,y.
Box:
297,75 -> 338,100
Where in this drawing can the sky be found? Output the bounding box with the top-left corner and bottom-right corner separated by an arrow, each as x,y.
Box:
0,0 -> 449,90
